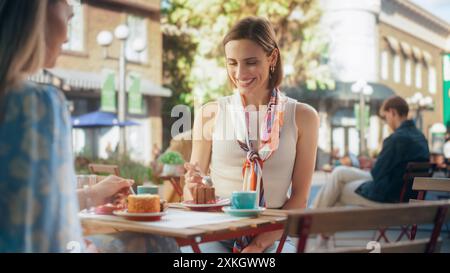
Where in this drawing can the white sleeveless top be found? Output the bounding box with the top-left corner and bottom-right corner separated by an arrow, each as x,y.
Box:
210,95 -> 298,208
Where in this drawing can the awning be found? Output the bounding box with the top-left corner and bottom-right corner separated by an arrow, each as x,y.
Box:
284,81 -> 396,102
385,36 -> 400,53
331,108 -> 356,127
400,41 -> 412,58
324,82 -> 395,101
422,50 -> 433,66
29,68 -> 172,97
412,46 -> 423,61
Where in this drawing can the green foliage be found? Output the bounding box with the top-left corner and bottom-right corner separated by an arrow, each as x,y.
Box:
158,151 -> 185,165
161,0 -> 334,147
162,1 -> 199,147
162,0 -> 334,105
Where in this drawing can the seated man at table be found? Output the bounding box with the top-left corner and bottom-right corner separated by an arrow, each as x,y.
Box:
312,96 -> 430,209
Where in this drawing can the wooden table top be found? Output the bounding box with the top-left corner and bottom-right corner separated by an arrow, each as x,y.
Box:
80,206 -> 288,240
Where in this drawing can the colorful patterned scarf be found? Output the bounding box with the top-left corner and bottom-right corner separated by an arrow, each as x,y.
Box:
231,88 -> 287,252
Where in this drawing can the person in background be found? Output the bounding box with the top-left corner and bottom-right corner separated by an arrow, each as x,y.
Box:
312,96 -> 430,209
0,0 -> 178,252
310,96 -> 429,249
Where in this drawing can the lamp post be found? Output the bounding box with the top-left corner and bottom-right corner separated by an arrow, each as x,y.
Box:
351,80 -> 373,156
96,25 -> 146,156
405,92 -> 433,131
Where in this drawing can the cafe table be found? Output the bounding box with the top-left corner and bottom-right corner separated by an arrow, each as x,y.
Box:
80,205 -> 289,253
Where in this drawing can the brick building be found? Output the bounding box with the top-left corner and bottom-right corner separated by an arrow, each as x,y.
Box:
31,0 -> 170,164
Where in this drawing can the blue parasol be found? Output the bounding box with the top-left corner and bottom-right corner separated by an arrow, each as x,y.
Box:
71,111 -> 139,128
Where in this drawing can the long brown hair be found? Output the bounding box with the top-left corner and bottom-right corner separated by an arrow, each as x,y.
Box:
0,0 -> 47,108
222,16 -> 283,90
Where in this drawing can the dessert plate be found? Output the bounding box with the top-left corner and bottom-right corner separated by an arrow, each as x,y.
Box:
94,204 -> 124,215
113,210 -> 166,221
181,198 -> 230,211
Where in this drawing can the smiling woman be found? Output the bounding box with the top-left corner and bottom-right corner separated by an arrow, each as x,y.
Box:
184,17 -> 320,253
223,17 -> 283,96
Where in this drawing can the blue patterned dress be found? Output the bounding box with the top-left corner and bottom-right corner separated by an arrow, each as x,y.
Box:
0,82 -> 84,252
0,82 -> 179,253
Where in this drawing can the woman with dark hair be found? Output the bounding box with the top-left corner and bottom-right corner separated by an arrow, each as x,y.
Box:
185,17 -> 320,253
0,0 -> 178,253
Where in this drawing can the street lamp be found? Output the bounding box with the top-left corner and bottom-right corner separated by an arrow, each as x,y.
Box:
405,92 -> 433,131
96,25 -> 147,156
351,80 -> 373,156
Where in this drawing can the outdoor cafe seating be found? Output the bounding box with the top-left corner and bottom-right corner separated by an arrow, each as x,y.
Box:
285,200 -> 450,253
77,164 -> 450,253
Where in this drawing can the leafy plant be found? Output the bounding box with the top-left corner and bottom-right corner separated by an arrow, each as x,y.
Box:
159,151 -> 185,165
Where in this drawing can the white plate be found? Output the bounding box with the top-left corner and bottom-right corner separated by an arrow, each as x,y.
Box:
113,210 -> 166,221
222,207 -> 266,217
113,210 -> 166,217
182,198 -> 230,208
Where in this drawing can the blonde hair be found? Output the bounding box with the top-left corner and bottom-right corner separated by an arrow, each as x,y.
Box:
0,0 -> 48,98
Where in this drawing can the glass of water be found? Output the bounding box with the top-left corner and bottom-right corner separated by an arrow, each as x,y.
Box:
76,175 -> 97,213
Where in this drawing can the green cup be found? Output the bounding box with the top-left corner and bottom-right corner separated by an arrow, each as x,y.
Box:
137,185 -> 159,195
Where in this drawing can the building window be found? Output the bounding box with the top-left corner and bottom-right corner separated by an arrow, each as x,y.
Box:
126,15 -> 148,63
381,50 -> 389,80
415,62 -> 422,88
428,66 -> 437,94
62,4 -> 84,52
404,59 -> 412,86
393,54 -> 401,83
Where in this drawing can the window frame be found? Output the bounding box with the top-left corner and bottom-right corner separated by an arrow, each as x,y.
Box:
125,15 -> 148,64
415,62 -> 422,89
62,3 -> 86,54
428,66 -> 437,94
380,50 -> 389,80
404,58 -> 412,86
393,54 -> 401,83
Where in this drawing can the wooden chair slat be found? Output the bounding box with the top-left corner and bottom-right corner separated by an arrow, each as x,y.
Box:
88,163 -> 120,176
404,172 -> 433,178
413,177 -> 450,192
286,200 -> 450,253
406,162 -> 436,171
287,202 -> 450,235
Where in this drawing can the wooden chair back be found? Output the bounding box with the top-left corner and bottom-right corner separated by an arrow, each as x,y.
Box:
285,201 -> 450,253
88,163 -> 120,176
399,162 -> 435,202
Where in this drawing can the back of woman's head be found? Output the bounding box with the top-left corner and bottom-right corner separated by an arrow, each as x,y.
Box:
223,16 -> 283,90
0,0 -> 47,97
